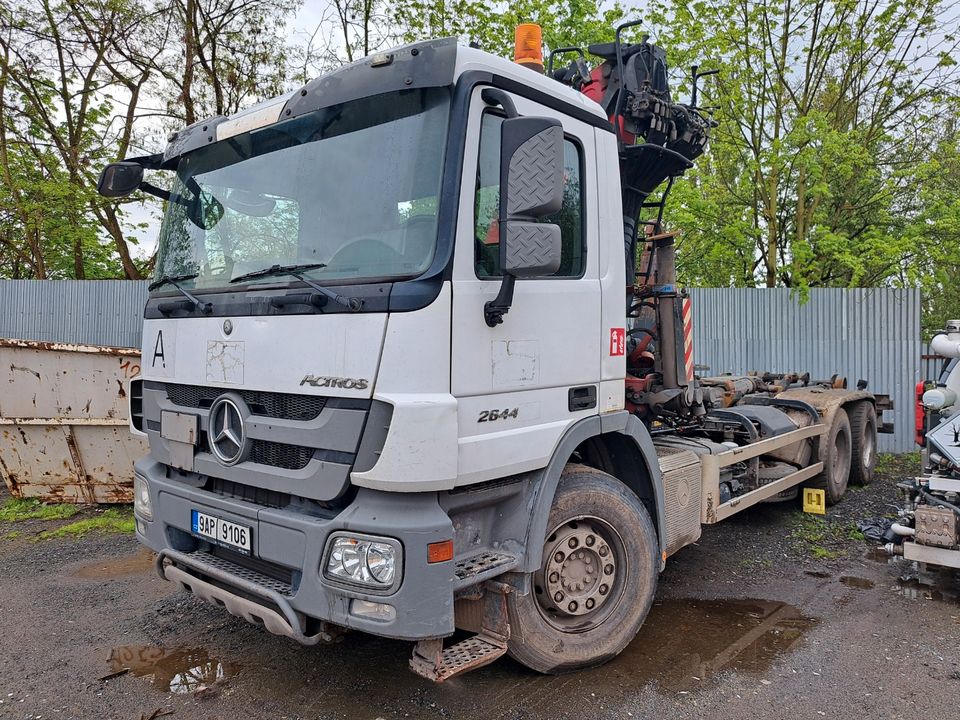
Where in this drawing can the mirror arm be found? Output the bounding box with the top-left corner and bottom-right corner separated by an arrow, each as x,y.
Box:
138,181 -> 171,202
484,275 -> 516,327
481,88 -> 518,118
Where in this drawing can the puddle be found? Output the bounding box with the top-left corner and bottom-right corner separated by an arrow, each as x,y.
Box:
591,598 -> 816,694
207,597 -> 816,718
865,548 -> 899,565
895,569 -> 960,602
74,548 -> 155,579
804,570 -> 831,578
839,576 -> 874,590
108,645 -> 240,694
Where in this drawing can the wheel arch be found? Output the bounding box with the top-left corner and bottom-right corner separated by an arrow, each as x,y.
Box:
521,412 -> 666,573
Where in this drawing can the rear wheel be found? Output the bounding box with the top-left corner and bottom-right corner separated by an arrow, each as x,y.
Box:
813,410 -> 853,505
506,465 -> 658,674
848,401 -> 878,486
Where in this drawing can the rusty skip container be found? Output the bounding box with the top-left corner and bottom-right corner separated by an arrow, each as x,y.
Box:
0,338 -> 148,503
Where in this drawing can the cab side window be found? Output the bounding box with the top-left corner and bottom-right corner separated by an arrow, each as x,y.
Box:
474,111 -> 585,278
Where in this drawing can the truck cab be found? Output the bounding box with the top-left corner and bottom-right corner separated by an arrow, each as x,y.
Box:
102,30 -> 890,682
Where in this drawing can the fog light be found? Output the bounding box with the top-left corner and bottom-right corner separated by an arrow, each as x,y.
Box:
133,474 -> 152,521
136,519 -> 147,536
323,534 -> 401,590
350,599 -> 397,622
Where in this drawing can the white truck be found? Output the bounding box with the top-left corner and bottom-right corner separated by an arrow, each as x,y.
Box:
98,23 -> 892,681
887,321 -> 960,567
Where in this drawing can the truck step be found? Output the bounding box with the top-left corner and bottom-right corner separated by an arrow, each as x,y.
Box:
453,551 -> 518,589
410,634 -> 508,682
182,549 -> 295,596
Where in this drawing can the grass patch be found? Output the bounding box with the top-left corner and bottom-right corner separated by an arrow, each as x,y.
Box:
876,452 -> 921,477
2,531 -> 22,540
790,512 -> 849,560
0,498 -> 79,522
36,507 -> 134,540
847,524 -> 866,542
791,513 -> 828,544
810,545 -> 840,560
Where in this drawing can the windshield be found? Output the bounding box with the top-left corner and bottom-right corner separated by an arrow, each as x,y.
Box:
153,88 -> 450,290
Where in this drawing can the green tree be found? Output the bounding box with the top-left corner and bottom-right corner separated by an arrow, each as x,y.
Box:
643,0 -> 960,295
396,0 -> 625,58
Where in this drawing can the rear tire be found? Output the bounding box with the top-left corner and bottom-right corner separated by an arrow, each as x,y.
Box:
506,464 -> 659,674
848,401 -> 878,486
813,410 -> 852,505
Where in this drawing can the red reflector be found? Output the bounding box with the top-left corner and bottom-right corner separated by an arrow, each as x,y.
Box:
427,540 -> 454,564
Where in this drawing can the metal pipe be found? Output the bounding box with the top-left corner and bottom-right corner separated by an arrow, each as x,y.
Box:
918,488 -> 960,519
890,522 -> 916,537
654,233 -> 684,390
930,328 -> 960,359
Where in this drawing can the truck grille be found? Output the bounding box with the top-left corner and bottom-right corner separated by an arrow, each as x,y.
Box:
249,439 -> 315,470
165,383 -> 326,421
206,477 -> 291,508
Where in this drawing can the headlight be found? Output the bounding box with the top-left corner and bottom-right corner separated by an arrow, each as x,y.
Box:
324,534 -> 400,590
133,474 -> 152,521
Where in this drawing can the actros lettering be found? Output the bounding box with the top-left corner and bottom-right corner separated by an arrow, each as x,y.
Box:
300,375 -> 369,390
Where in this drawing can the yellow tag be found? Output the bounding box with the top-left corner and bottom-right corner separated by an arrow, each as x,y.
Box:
803,487 -> 826,515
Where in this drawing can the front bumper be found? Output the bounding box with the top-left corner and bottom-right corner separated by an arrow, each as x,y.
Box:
135,458 -> 457,641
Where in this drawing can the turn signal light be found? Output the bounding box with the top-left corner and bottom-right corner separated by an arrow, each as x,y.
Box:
427,539 -> 454,563
514,23 -> 544,74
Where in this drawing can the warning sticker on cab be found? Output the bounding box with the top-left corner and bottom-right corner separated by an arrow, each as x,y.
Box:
609,328 -> 625,356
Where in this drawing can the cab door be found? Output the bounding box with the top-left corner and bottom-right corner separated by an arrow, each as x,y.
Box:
451,86 -> 601,486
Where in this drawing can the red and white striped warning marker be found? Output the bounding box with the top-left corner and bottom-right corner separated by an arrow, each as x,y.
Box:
682,297 -> 694,383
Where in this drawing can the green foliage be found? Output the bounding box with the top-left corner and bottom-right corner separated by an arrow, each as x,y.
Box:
875,452 -> 922,477
396,0 -> 625,58
790,512 -> 843,560
642,0 -> 960,327
0,498 -> 80,522
36,507 -> 135,539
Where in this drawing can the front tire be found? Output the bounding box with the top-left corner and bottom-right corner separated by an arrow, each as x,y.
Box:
506,464 -> 659,674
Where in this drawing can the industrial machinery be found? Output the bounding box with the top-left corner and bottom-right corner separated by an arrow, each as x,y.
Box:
98,22 -> 892,681
886,320 -> 960,568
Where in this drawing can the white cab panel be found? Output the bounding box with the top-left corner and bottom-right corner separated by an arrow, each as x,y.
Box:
140,313 -> 387,398
352,284 -> 459,491
451,88 -> 602,485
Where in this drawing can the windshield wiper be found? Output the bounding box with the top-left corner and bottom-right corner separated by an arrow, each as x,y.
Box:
149,273 -> 213,315
229,263 -> 363,311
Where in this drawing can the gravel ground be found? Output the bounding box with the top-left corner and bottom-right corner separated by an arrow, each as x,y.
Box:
1,456 -> 959,720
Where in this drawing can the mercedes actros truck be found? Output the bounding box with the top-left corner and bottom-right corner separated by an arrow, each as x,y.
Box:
98,23 -> 892,681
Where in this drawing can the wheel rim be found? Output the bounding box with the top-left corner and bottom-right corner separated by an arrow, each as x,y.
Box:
833,428 -> 851,485
862,422 -> 876,469
534,516 -> 627,633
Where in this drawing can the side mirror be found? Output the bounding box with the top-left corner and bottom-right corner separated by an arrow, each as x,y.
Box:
484,116 -> 564,327
97,162 -> 144,197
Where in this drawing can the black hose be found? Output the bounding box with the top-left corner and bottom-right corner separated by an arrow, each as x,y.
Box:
918,488 -> 960,519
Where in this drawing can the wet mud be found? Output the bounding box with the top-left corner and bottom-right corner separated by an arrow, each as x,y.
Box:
73,548 -> 155,579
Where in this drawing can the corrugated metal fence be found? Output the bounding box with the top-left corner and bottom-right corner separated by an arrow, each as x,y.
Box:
0,280 -> 148,349
690,288 -> 919,452
0,281 -> 921,451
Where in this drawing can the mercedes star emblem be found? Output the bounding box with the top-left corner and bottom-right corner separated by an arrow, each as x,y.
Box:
222,319 -> 233,335
208,396 -> 247,465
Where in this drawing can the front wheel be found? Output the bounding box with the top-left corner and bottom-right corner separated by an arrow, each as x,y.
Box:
506,464 -> 659,674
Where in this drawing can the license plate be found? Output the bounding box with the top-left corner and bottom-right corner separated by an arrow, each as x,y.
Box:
190,509 -> 252,554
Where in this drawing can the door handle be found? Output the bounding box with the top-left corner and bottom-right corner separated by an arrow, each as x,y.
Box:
568,386 -> 597,412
